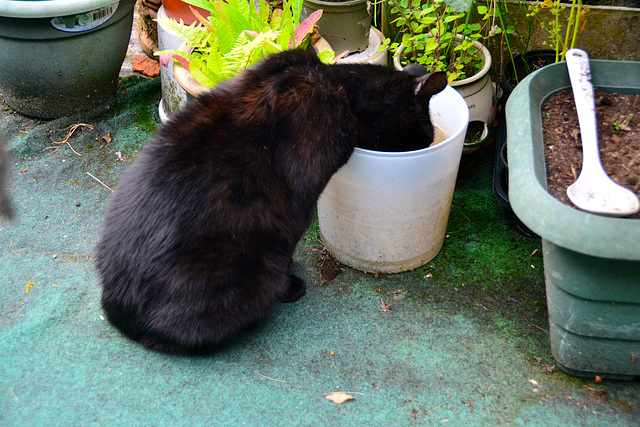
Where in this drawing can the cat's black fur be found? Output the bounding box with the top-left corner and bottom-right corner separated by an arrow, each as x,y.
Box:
96,49 -> 447,354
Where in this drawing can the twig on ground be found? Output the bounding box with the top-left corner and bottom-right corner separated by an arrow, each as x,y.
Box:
321,391 -> 365,395
86,172 -> 114,193
47,123 -> 94,155
254,371 -> 287,383
2,241 -> 26,259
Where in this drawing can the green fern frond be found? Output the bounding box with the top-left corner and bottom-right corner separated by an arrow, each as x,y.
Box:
208,15 -> 239,55
154,18 -> 208,47
180,0 -> 217,13
155,0 -> 326,89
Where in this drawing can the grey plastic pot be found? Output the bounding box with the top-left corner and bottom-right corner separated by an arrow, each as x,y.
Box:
300,0 -> 371,55
0,0 -> 135,119
506,60 -> 640,379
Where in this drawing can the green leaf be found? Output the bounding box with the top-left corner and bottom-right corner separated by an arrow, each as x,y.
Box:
181,0 -> 217,13
189,58 -> 220,87
442,0 -> 473,12
317,50 -> 335,64
208,16 -> 235,55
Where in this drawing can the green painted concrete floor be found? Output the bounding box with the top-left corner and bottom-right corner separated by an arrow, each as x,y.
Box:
1,76 -> 638,425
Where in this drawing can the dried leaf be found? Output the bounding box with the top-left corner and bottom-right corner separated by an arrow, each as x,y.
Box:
25,281 -> 36,294
326,392 -> 355,404
579,8 -> 590,33
393,289 -> 406,299
102,130 -> 112,144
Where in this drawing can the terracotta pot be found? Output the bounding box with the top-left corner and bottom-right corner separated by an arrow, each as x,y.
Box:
163,0 -> 210,26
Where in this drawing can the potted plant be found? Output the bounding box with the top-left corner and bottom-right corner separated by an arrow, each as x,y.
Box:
384,0 -> 501,153
495,0 -> 586,230
155,0 -> 333,118
300,0 -> 371,55
506,59 -> 640,378
157,0 -> 211,122
0,0 -> 136,119
502,0 -> 586,94
317,85 -> 469,273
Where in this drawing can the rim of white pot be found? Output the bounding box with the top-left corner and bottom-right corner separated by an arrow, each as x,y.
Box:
0,0 -> 120,19
392,35 -> 492,86
354,85 -> 469,158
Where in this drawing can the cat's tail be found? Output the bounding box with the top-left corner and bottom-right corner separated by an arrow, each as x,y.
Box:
0,130 -> 13,221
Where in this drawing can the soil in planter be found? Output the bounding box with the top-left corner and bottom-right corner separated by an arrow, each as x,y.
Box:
542,89 -> 640,218
464,120 -> 485,144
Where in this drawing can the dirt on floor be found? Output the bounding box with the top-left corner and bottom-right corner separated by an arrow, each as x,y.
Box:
542,89 -> 640,218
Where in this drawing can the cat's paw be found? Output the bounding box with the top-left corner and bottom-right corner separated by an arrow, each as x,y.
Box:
279,275 -> 306,303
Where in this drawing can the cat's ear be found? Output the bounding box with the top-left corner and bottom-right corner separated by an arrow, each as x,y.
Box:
413,72 -> 448,98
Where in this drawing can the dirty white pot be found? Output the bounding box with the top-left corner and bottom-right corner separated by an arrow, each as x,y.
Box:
317,85 -> 469,273
157,5 -> 198,123
393,37 -> 496,154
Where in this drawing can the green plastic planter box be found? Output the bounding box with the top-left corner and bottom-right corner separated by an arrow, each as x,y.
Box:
506,60 -> 640,379
0,0 -> 135,119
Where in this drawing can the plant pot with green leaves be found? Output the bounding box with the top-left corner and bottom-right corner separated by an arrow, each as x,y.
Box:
156,0 -> 334,118
502,0 -> 586,97
506,59 -> 640,379
385,0 -> 501,153
156,0 -> 211,122
494,0 -> 586,228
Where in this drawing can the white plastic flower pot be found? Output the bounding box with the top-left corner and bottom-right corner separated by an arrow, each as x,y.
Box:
157,5 -> 194,123
317,85 -> 469,273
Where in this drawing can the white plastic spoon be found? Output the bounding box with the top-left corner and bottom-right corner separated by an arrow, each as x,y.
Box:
565,48 -> 640,217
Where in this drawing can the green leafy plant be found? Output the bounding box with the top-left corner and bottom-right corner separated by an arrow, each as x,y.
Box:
527,0 -> 588,62
381,0 -> 506,82
155,0 -> 333,88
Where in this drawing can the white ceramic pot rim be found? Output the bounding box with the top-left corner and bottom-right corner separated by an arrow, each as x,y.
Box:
0,0 -> 119,19
354,86 -> 468,158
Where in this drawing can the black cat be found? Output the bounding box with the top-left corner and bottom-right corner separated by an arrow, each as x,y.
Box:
96,49 -> 447,354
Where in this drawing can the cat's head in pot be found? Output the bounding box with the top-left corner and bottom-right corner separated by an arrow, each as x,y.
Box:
349,63 -> 448,152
